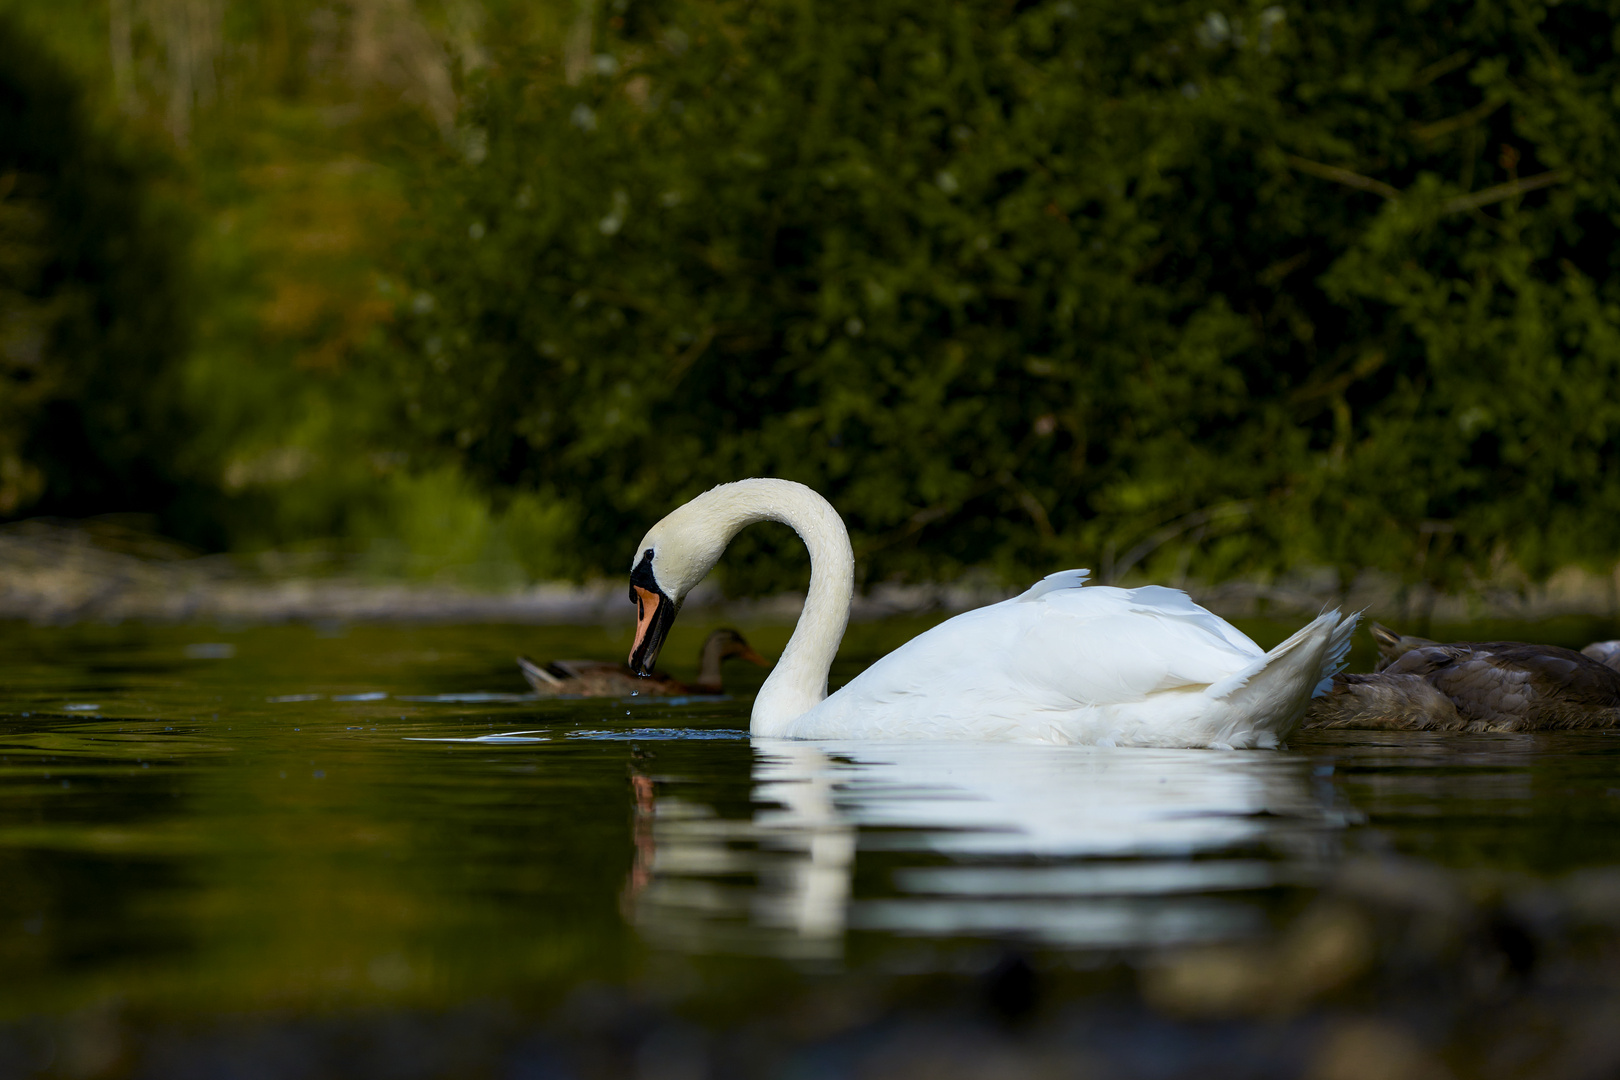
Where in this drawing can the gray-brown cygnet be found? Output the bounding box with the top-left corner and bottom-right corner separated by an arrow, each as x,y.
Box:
1304,623 -> 1620,732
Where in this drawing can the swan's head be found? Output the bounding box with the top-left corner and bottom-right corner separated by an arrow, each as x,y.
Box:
627,491 -> 736,674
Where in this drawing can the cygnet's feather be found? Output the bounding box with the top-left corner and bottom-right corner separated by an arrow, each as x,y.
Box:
1583,640 -> 1620,672
1304,631 -> 1620,731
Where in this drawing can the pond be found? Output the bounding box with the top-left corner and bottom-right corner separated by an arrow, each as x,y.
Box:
3,613 -> 1620,1078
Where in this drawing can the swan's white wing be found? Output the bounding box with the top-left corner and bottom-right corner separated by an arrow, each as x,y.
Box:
996,584 -> 1263,701
1013,573 -> 1259,655
1103,585 -> 1263,655
797,576 -> 1265,739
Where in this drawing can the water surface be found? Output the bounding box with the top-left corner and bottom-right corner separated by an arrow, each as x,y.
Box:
3,615 -> 1619,1018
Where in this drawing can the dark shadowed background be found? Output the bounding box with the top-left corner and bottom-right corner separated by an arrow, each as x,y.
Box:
2,0 -> 1617,599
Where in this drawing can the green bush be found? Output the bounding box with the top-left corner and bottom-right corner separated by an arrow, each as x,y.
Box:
392,0 -> 1620,593
0,14 -> 201,531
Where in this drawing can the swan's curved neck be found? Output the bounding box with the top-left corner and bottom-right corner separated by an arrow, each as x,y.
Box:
753,489 -> 853,735
677,480 -> 852,735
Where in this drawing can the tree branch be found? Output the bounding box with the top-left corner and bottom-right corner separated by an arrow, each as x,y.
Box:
1285,155 -> 1569,216
1440,170 -> 1567,214
1283,155 -> 1401,201
1409,49 -> 1472,88
1290,350 -> 1387,405
996,470 -> 1054,539
1412,97 -> 1505,142
1107,502 -> 1253,585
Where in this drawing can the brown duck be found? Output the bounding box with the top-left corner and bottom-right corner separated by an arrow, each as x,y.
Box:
1303,622 -> 1620,731
518,628 -> 768,698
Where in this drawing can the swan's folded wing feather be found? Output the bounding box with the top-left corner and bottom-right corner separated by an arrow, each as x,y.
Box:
836,586 -> 1262,715
1025,582 -> 1263,670
1011,605 -> 1262,703
1015,568 -> 1092,602
1117,586 -> 1264,655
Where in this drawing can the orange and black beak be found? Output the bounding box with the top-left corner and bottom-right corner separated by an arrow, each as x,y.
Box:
629,552 -> 676,675
738,644 -> 769,668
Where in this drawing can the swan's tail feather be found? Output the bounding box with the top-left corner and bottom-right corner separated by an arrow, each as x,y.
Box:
1315,610 -> 1360,696
1209,610 -> 1360,739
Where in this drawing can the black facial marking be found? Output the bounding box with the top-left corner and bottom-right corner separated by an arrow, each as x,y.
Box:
630,549 -> 659,599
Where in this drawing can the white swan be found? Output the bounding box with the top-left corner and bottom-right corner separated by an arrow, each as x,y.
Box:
627,479 -> 1355,748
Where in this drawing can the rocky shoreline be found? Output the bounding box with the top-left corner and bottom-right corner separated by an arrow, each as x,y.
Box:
3,518 -> 1618,627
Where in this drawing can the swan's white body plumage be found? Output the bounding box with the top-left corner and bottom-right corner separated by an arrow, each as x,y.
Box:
633,479 -> 1356,749
785,571 -> 1353,748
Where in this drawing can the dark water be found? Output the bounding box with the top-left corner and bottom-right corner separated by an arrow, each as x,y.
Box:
3,614 -> 1620,1062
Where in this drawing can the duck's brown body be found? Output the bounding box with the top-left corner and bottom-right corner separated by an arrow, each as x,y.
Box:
518,628 -> 766,698
1304,623 -> 1620,732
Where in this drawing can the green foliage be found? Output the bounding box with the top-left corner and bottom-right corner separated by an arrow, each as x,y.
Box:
0,13 -> 197,525
0,0 -> 574,580
393,0 -> 1620,592
351,466 -> 577,586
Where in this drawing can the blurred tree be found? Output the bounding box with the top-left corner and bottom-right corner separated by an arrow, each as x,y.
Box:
0,0 -> 577,573
0,13 -> 198,527
392,0 -> 1620,593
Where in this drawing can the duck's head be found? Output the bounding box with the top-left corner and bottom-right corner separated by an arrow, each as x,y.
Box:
712,628 -> 769,667
628,492 -> 736,674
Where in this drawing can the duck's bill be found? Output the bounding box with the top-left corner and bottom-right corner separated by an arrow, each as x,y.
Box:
738,644 -> 769,667
629,584 -> 676,675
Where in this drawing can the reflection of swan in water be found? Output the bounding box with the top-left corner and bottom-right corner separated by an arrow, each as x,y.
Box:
620,743 -> 858,955
625,739 -> 1347,955
752,743 -> 857,940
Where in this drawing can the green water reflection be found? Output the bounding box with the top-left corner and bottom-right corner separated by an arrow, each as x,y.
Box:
2,616 -> 1618,1018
